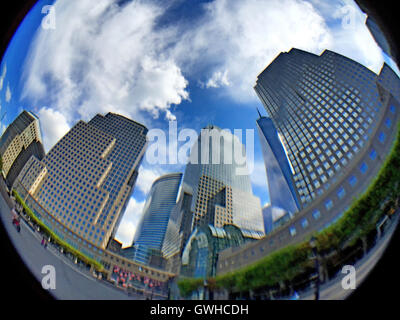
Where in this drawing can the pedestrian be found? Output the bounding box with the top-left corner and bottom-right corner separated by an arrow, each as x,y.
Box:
41,237 -> 45,246
44,239 -> 48,249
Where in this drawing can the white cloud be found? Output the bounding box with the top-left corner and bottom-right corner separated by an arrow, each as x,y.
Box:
0,64 -> 6,91
21,0 -> 189,125
115,197 -> 145,247
311,0 -> 384,73
37,107 -> 71,151
5,83 -> 11,102
21,0 -> 385,128
173,0 -> 333,102
172,0 -> 384,103
135,166 -> 167,195
250,160 -> 267,188
0,123 -> 6,135
205,70 -> 231,88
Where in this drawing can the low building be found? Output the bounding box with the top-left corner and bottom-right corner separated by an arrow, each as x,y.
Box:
107,238 -> 122,254
181,224 -> 264,279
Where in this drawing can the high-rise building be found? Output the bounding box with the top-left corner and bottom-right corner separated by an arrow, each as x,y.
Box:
161,189 -> 193,273
262,204 -> 293,234
354,0 -> 397,62
254,48 -> 400,208
256,112 -> 301,214
365,16 -> 393,60
182,125 -> 264,236
133,173 -> 183,265
216,48 -> 400,275
160,125 -> 265,271
14,113 -> 148,249
0,111 -> 45,186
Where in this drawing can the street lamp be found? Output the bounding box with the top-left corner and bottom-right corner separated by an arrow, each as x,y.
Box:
309,236 -> 320,300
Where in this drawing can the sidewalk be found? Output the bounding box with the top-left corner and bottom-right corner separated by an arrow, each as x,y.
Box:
298,212 -> 400,300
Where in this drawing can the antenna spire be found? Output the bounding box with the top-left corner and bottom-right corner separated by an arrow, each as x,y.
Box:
256,108 -> 262,118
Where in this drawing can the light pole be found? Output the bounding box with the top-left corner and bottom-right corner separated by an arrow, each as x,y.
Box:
203,279 -> 208,300
309,236 -> 320,300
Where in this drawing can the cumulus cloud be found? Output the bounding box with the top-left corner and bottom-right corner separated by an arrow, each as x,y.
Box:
0,122 -> 6,135
250,160 -> 268,188
205,70 -> 231,88
5,83 -> 11,102
21,0 -> 384,126
173,0 -> 333,102
135,166 -> 167,195
115,197 -> 146,247
0,64 -> 6,91
21,0 -> 189,125
310,0 -> 384,73
37,107 -> 71,151
172,0 -> 384,102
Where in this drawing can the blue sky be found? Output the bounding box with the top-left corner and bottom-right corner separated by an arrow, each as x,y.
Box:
0,0 -> 397,246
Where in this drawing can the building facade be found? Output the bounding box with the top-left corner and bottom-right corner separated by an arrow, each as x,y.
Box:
181,224 -> 264,279
365,16 -> 393,60
183,125 -> 265,234
14,113 -> 148,249
160,125 -> 265,272
254,48 -> 400,208
217,48 -> 400,275
256,114 -> 301,214
262,204 -> 293,235
0,111 -> 45,186
133,173 -> 183,265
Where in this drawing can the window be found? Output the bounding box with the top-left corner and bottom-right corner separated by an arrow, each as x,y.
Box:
360,162 -> 368,174
378,132 -> 385,143
325,199 -> 333,210
289,226 -> 297,237
369,149 -> 377,160
301,218 -> 309,229
349,175 -> 357,187
337,187 -> 346,199
312,210 -> 321,220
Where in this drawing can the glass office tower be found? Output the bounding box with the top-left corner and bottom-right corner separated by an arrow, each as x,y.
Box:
133,173 -> 182,265
182,125 -> 265,235
254,48 -> 400,208
256,113 -> 301,214
365,16 -> 393,59
14,113 -> 148,249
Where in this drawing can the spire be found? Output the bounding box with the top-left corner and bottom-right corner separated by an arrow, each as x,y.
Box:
256,108 -> 262,119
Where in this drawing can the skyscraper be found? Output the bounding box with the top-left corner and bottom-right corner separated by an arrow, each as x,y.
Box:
256,112 -> 301,214
0,110 -> 45,187
133,173 -> 182,265
181,125 -> 265,237
161,189 -> 193,273
14,113 -> 148,249
262,204 -> 293,234
254,48 -> 400,208
365,16 -> 393,60
217,48 -> 400,275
